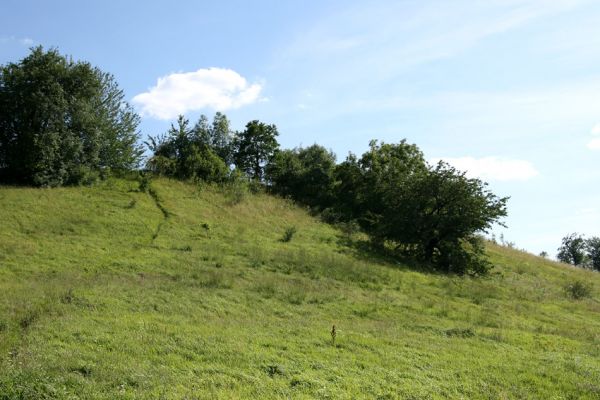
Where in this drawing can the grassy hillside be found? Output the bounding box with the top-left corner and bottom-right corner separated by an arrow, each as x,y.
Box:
0,178 -> 599,399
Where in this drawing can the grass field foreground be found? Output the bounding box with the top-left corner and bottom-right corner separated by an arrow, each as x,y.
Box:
0,178 -> 599,399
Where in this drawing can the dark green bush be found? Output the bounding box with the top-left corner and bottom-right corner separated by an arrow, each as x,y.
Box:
565,280 -> 592,300
281,226 -> 297,243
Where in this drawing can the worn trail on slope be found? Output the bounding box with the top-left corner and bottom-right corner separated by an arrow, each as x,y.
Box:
147,186 -> 170,242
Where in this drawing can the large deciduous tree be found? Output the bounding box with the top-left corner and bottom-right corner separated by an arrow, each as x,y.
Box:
326,140 -> 507,274
0,47 -> 143,186
377,162 -> 508,274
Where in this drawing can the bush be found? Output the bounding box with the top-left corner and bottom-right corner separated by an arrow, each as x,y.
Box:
337,221 -> 360,239
223,171 -> 250,205
137,172 -> 151,193
564,280 -> 592,300
280,226 -> 297,243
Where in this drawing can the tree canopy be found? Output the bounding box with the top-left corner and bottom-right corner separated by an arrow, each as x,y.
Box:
374,161 -> 508,274
0,47 -> 143,186
233,120 -> 279,181
146,115 -> 228,183
557,233 -> 587,266
266,144 -> 336,209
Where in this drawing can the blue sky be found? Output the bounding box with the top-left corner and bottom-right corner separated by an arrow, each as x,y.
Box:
2,0 -> 600,255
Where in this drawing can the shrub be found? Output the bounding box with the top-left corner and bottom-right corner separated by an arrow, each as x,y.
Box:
137,172 -> 151,192
281,226 -> 297,242
337,221 -> 360,240
564,280 -> 592,300
223,171 -> 250,205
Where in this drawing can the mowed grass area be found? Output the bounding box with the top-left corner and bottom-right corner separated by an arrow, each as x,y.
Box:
0,178 -> 599,399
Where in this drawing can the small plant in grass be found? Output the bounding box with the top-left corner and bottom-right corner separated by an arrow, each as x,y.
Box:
265,364 -> 285,377
445,328 -> 475,338
19,309 -> 39,329
564,280 -> 592,300
280,226 -> 297,242
60,288 -> 74,304
331,325 -> 337,346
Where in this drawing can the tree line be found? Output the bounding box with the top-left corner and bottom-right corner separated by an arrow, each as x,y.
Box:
0,47 -> 508,275
556,233 -> 600,271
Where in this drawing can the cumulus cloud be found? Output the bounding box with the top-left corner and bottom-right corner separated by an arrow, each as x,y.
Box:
431,156 -> 539,182
132,68 -> 263,120
591,123 -> 600,136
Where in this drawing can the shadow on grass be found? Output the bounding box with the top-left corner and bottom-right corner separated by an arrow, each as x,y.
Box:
336,234 -> 455,277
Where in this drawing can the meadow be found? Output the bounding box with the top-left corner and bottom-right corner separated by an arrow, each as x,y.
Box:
0,177 -> 599,399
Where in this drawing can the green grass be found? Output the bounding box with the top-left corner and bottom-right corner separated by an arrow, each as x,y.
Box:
0,177 -> 599,399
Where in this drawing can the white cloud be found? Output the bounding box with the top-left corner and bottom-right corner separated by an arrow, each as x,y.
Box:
0,36 -> 34,46
132,68 -> 263,120
431,156 -> 539,182
591,123 -> 600,136
587,138 -> 600,150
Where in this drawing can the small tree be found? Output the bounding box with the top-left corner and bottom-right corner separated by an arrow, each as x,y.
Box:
192,112 -> 233,165
557,233 -> 586,266
233,120 -> 279,181
586,236 -> 600,271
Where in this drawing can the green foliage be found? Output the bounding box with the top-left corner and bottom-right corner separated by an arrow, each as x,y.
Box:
557,233 -> 587,266
586,236 -> 600,271
222,169 -> 250,205
233,120 -> 280,181
137,171 -> 151,193
0,47 -> 143,186
326,140 -> 507,275
146,115 -> 229,183
377,162 -> 507,274
333,140 -> 427,224
267,144 -> 336,209
564,280 -> 592,300
280,226 -> 297,242
192,112 -> 234,165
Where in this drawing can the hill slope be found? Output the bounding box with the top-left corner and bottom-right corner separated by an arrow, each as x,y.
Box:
0,178 -> 599,399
